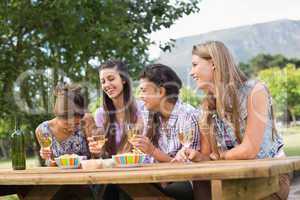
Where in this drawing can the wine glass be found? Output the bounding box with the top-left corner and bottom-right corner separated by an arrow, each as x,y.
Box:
178,125 -> 194,149
36,132 -> 53,165
92,127 -> 107,151
126,123 -> 141,154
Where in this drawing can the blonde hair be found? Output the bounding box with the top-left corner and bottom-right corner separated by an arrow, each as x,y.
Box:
193,41 -> 248,154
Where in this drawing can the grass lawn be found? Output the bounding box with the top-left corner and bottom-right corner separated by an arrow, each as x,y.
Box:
0,157 -> 38,169
281,126 -> 300,156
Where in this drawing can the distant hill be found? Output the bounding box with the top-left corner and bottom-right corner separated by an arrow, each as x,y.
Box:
157,19 -> 300,86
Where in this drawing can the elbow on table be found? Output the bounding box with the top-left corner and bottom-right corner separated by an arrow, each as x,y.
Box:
238,145 -> 259,160
246,152 -> 257,160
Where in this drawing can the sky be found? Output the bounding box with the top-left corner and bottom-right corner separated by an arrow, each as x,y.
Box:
149,0 -> 300,59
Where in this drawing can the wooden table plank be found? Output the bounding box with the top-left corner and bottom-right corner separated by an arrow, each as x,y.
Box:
0,158 -> 298,185
1,158 -> 299,200
0,162 -> 293,185
0,158 -> 295,175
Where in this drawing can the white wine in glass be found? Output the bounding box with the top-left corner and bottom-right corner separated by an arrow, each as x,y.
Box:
178,128 -> 194,148
92,127 -> 106,149
37,132 -> 53,166
126,124 -> 141,153
37,132 -> 52,150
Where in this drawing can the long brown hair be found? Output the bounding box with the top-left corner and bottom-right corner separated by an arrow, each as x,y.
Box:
193,41 -> 248,154
99,60 -> 137,156
138,64 -> 182,147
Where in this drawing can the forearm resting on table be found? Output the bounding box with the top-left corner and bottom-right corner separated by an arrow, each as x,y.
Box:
152,148 -> 172,162
224,142 -> 259,160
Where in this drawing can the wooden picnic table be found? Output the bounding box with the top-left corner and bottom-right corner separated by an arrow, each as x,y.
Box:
0,157 -> 300,200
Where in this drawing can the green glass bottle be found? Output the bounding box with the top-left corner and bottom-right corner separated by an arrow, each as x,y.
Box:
11,117 -> 26,170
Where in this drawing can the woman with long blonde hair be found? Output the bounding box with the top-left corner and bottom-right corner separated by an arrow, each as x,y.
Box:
176,41 -> 289,199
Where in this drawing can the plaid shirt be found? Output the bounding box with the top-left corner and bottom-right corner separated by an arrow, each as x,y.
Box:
139,99 -> 201,158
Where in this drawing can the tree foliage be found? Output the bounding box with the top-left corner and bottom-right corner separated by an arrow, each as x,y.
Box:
258,64 -> 300,124
239,53 -> 300,76
0,0 -> 200,158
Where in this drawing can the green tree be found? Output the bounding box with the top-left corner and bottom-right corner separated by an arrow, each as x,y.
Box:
258,64 -> 300,125
180,86 -> 203,108
0,0 -> 200,159
248,54 -> 300,75
238,62 -> 253,78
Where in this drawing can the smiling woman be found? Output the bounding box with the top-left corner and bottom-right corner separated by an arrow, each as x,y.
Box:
184,41 -> 290,200
90,60 -> 144,159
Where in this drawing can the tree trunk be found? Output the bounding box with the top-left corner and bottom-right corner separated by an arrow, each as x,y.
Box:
288,107 -> 296,126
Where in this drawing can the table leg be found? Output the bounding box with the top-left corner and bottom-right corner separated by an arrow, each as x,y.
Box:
211,176 -> 279,200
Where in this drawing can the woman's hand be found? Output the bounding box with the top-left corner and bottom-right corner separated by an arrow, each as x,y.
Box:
172,148 -> 188,163
185,148 -> 207,162
39,148 -> 52,160
131,135 -> 155,155
87,137 -> 102,157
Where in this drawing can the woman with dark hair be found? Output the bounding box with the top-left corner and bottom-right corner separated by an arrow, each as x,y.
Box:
36,83 -> 90,164
88,60 -> 143,159
131,63 -> 200,200
86,60 -> 143,200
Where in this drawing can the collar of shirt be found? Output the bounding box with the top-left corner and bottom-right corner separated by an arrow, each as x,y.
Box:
158,99 -> 182,128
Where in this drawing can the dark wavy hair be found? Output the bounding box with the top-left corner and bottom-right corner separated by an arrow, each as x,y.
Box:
138,63 -> 182,147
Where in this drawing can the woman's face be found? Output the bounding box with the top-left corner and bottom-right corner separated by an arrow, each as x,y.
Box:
57,116 -> 82,133
190,55 -> 215,93
138,78 -> 162,112
100,68 -> 125,99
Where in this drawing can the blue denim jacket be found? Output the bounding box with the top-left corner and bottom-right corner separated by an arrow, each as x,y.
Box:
213,80 -> 284,159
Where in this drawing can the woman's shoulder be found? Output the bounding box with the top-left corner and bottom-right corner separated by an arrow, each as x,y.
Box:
241,79 -> 270,96
35,120 -> 51,136
95,106 -> 105,116
94,107 -> 105,127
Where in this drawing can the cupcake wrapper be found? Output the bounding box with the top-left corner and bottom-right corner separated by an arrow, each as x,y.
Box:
112,154 -> 146,165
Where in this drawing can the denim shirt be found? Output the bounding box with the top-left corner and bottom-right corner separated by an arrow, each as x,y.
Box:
213,80 -> 284,159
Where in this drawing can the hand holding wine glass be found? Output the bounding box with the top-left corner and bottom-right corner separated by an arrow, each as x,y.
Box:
178,125 -> 194,148
88,127 -> 106,158
126,124 -> 142,153
177,125 -> 195,162
92,127 -> 107,150
37,131 -> 53,165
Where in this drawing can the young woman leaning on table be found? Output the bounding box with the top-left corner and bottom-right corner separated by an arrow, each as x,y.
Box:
175,41 -> 289,200
131,64 -> 201,200
85,60 -> 143,200
36,84 -> 91,165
